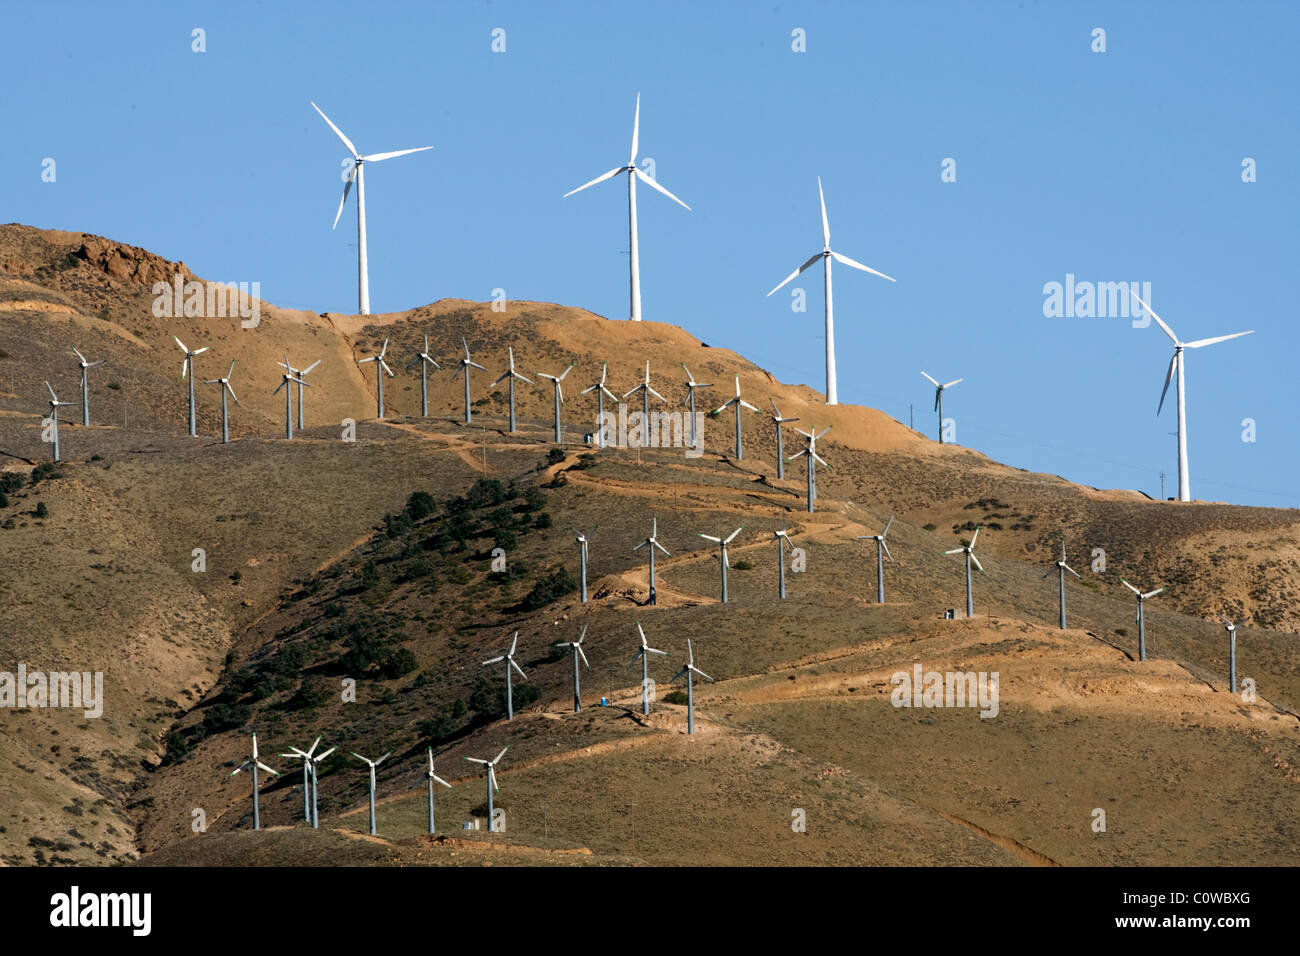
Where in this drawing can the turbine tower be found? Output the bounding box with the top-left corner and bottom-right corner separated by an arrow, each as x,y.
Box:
710,375 -> 758,460
453,338 -> 486,423
563,92 -> 691,322
464,746 -> 508,831
856,515 -> 894,604
632,515 -> 670,606
273,361 -> 309,439
698,526 -> 743,603
278,355 -> 322,430
1218,614 -> 1240,694
357,338 -> 394,420
481,632 -> 527,720
570,525 -> 596,603
280,736 -> 324,824
920,372 -> 962,444
423,747 -> 453,835
407,335 -> 441,417
173,336 -> 208,437
1120,578 -> 1164,662
71,347 -> 105,427
789,425 -> 830,513
769,400 -> 799,479
1131,291 -> 1254,502
1043,536 -> 1081,629
311,101 -> 433,316
43,381 -> 75,463
203,361 -> 239,444
681,364 -> 714,448
671,639 -> 714,735
771,515 -> 793,599
554,625 -> 591,712
628,622 -> 668,716
623,361 -> 665,426
538,362 -> 575,443
492,346 -> 532,433
306,742 -> 336,828
766,177 -> 895,405
944,526 -> 985,618
230,732 -> 278,831
580,362 -> 618,447
349,750 -> 391,836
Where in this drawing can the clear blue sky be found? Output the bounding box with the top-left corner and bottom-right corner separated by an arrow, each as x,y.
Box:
4,1 -> 1296,506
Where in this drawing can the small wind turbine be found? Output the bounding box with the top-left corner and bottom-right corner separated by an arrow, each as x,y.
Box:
632,515 -> 670,606
698,526 -> 743,603
231,732 -> 278,831
920,372 -> 962,444
857,515 -> 894,604
628,622 -> 668,716
280,736 -> 324,824
173,336 -> 208,437
623,360 -> 665,424
423,747 -> 452,835
580,362 -> 618,447
769,400 -> 800,479
789,425 -> 830,513
1043,537 -> 1081,629
681,364 -> 714,447
406,335 -> 441,418
278,355 -> 322,430
1130,291 -> 1254,502
350,750 -> 392,836
492,346 -> 532,433
453,338 -> 487,423
554,624 -> 591,712
482,632 -> 527,720
1217,614 -> 1241,694
311,101 -> 433,316
766,177 -> 895,405
306,742 -> 336,828
538,362 -> 575,443
944,526 -> 985,618
203,361 -> 239,444
273,359 -> 309,439
357,338 -> 394,420
70,347 -> 105,427
43,381 -> 75,463
571,525 -> 596,603
465,746 -> 508,831
563,92 -> 690,322
771,514 -> 793,599
1120,578 -> 1164,662
710,375 -> 758,460
671,639 -> 714,735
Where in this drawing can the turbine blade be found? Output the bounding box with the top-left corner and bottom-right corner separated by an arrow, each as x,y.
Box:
577,646 -> 590,669
920,371 -> 939,387
818,176 -> 830,247
634,167 -> 691,210
1184,330 -> 1253,349
332,175 -> 354,230
1130,291 -> 1177,344
311,102 -> 359,157
363,146 -> 434,163
829,250 -> 895,282
693,667 -> 715,682
1158,352 -> 1177,415
767,253 -> 823,296
942,379 -> 962,389
564,166 -> 624,198
1064,564 -> 1082,579
969,526 -> 980,548
1121,579 -> 1141,595
1143,587 -> 1165,599
724,526 -> 743,544
629,92 -> 640,164
970,554 -> 985,574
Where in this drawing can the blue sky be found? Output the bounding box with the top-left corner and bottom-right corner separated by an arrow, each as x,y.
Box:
4,1 -> 1296,506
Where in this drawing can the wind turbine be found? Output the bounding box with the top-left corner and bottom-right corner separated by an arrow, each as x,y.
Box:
406,335 -> 441,418
311,101 -> 433,316
230,732 -> 278,831
771,514 -> 793,599
203,361 -> 239,444
571,525 -> 596,603
453,338 -> 486,423
1043,537 -> 1081,629
710,375 -> 758,460
173,336 -> 208,437
580,362 -> 618,447
423,747 -> 452,835
1130,291 -> 1254,502
628,621 -> 668,716
278,356 -> 322,430
465,746 -> 508,831
623,360 -> 665,425
766,177 -> 895,405
671,639 -> 714,735
538,362 -> 575,443
273,359 -> 309,439
789,425 -> 830,513
1120,578 -> 1164,662
856,515 -> 894,604
70,347 -> 105,427
492,346 -> 532,433
563,92 -> 690,322
350,750 -> 391,836
681,364 -> 714,447
944,526 -> 985,618
920,372 -> 962,444
306,742 -> 336,828
698,526 -> 743,603
42,381 -> 75,463
632,515 -> 670,606
482,632 -> 527,720
769,400 -> 800,479
280,736 -> 324,824
554,624 -> 591,712
1218,614 -> 1240,694
357,338 -> 394,420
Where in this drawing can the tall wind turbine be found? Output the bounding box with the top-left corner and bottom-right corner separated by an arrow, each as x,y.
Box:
671,639 -> 714,735
571,525 -> 596,603
1130,291 -> 1254,502
407,335 -> 441,418
453,338 -> 486,423
856,515 -> 893,604
771,514 -> 793,599
710,375 -> 758,460
273,360 -> 309,439
1120,578 -> 1164,662
920,372 -> 962,444
554,625 -> 590,712
280,736 -> 323,824
563,93 -> 691,322
231,732 -> 278,831
698,526 -> 743,603
632,515 -> 670,606
1043,536 -> 1081,629
306,742 -> 336,829
769,400 -> 799,480
944,526 -> 985,618
538,362 -> 575,443
628,621 -> 668,716
311,101 -> 433,316
71,347 -> 105,427
580,362 -> 618,447
357,338 -> 394,420
766,177 -> 895,405
789,425 -> 830,513
350,750 -> 391,836
203,360 -> 239,444
623,360 -> 665,424
279,355 -> 322,430
423,747 -> 452,835
465,746 -> 508,831
482,632 -> 527,720
492,346 -> 532,433
43,381 -> 75,463
1218,614 -> 1240,694
681,364 -> 713,447
173,336 -> 208,437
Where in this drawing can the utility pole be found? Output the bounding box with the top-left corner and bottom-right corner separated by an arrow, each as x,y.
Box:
1160,471 -> 1166,501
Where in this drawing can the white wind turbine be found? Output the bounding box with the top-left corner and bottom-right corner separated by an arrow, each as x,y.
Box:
710,375 -> 758,460
350,750 -> 392,836
944,525 -> 985,618
580,362 -> 618,447
920,372 -> 962,444
769,400 -> 800,480
278,355 -> 322,430
305,742 -> 335,828
1120,578 -> 1164,662
766,177 -> 895,405
1217,614 -> 1241,694
492,346 -> 532,433
1043,536 -> 1081,629
789,425 -> 830,513
71,347 -> 105,427
628,621 -> 668,716
563,93 -> 691,322
632,515 -> 671,606
465,746 -> 508,831
423,747 -> 453,835
771,513 -> 793,599
554,624 -> 591,712
453,338 -> 487,424
856,515 -> 894,604
357,338 -> 394,420
482,632 -> 527,721
1130,291 -> 1253,502
43,381 -> 75,463
203,360 -> 239,443
280,736 -> 324,824
623,360 -> 666,424
230,731 -> 278,831
173,335 -> 208,437
671,639 -> 714,735
681,364 -> 714,448
570,525 -> 596,603
538,362 -> 575,443
273,358 -> 309,439
407,335 -> 441,418
311,101 -> 433,316
698,526 -> 743,603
